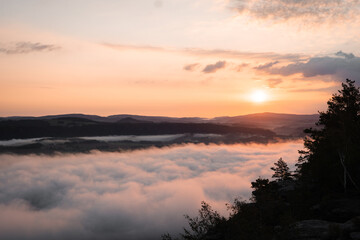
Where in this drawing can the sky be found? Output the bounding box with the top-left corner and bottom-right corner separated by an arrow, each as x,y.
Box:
1,0 -> 360,117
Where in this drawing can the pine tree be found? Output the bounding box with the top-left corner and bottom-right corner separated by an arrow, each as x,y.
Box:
297,79 -> 360,192
270,158 -> 292,181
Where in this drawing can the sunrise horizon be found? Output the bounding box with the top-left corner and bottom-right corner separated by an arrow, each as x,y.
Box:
1,1 -> 360,240
1,1 -> 358,118
0,110 -> 321,119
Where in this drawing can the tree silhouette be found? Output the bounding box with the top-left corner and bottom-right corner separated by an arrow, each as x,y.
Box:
298,79 -> 360,192
270,158 -> 292,181
179,201 -> 225,240
250,177 -> 270,202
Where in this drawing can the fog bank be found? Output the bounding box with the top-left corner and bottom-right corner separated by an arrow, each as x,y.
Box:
0,141 -> 302,240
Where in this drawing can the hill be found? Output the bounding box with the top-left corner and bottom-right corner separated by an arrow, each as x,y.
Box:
0,112 -> 318,136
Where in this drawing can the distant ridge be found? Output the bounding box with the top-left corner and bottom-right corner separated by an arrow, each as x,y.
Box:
0,113 -> 208,123
209,112 -> 319,136
0,112 -> 319,136
0,112 -> 318,123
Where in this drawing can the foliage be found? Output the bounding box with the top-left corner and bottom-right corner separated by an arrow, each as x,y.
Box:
270,158 -> 292,181
250,177 -> 271,202
297,79 -> 360,192
161,201 -> 225,240
181,201 -> 225,240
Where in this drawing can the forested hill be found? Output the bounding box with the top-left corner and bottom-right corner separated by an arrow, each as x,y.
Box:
0,112 -> 319,137
0,117 -> 276,140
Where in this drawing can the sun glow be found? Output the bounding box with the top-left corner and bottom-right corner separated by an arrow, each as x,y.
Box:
251,90 -> 268,103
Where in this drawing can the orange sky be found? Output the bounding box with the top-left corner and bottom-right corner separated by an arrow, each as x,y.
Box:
1,0 -> 359,117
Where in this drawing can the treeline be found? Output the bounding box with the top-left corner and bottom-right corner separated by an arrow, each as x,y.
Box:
0,118 -> 275,140
163,79 -> 360,240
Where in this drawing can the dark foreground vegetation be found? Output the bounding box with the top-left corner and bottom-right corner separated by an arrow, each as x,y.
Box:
163,79 -> 360,240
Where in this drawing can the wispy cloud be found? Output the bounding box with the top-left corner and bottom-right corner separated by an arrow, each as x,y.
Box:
0,142 -> 301,240
233,63 -> 249,72
183,48 -> 305,62
0,42 -> 60,54
335,50 -> 355,60
202,61 -> 227,73
183,63 -> 201,71
267,78 -> 282,88
288,86 -> 339,93
231,0 -> 360,22
101,43 -> 306,62
185,62 -> 249,74
254,61 -> 279,70
101,42 -> 164,52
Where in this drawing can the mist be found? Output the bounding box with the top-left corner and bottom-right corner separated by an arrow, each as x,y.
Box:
0,141 -> 302,240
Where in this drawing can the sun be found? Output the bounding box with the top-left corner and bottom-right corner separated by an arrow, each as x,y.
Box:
251,90 -> 268,103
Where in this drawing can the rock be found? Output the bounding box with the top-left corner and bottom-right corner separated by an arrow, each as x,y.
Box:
321,197 -> 360,222
288,219 -> 336,240
341,216 -> 360,232
283,216 -> 360,240
350,232 -> 360,240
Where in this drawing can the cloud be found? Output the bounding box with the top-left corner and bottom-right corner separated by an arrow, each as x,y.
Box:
267,78 -> 282,88
254,61 -> 279,70
184,62 -> 248,73
101,43 -> 306,62
288,86 -> 339,93
258,52 -> 360,82
101,42 -> 164,52
335,50 -> 355,60
231,0 -> 360,22
183,63 -> 201,71
154,0 -> 163,8
202,61 -> 227,73
0,42 -> 60,54
0,141 -> 302,240
183,48 -> 304,62
234,63 -> 249,72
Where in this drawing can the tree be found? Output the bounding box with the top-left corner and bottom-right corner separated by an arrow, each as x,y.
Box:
182,201 -> 225,240
270,158 -> 292,181
250,177 -> 280,205
297,79 -> 360,192
250,177 -> 270,202
161,201 -> 225,240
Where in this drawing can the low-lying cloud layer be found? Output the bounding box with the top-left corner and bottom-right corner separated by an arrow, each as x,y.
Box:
232,0 -> 360,22
0,142 -> 302,240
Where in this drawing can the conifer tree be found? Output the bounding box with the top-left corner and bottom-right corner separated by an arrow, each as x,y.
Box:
271,158 -> 292,181
298,79 -> 360,192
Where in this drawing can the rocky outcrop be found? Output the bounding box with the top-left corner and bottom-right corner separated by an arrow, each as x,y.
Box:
316,198 -> 360,222
281,216 -> 360,240
288,219 -> 335,240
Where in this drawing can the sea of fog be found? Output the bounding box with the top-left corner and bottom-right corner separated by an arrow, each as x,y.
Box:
0,134 -> 223,147
0,141 -> 303,240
